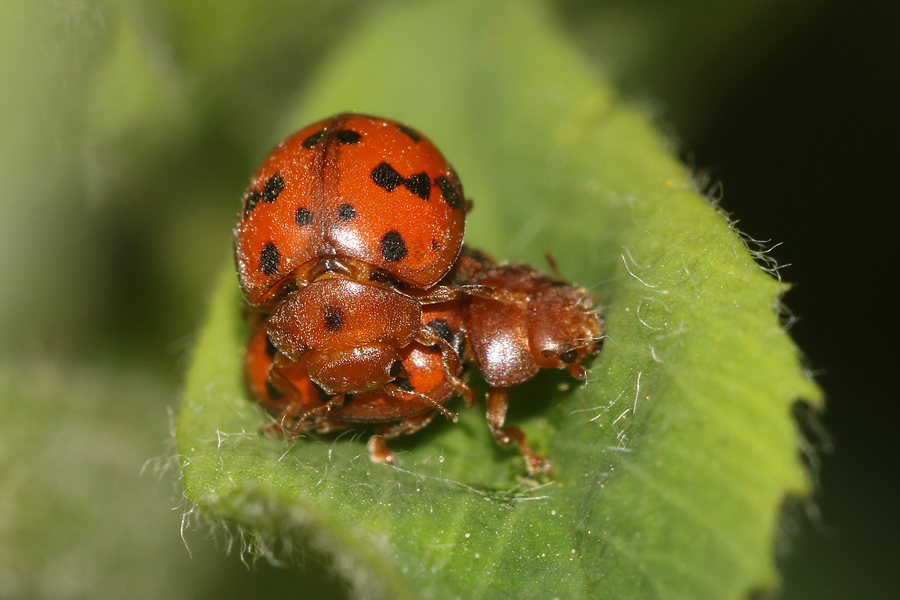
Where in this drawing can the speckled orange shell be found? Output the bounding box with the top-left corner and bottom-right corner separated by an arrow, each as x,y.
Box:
235,114 -> 467,306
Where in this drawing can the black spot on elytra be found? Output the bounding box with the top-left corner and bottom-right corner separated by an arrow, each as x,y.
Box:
260,243 -> 280,275
323,305 -> 344,332
295,207 -> 313,226
261,172 -> 284,203
436,175 -> 463,209
264,333 -> 278,358
393,377 -> 415,392
371,162 -> 405,191
371,162 -> 431,199
242,188 -> 261,219
396,124 -> 421,142
336,129 -> 361,144
242,172 -> 285,218
426,319 -> 454,345
302,130 -> 325,148
380,230 -> 408,262
266,380 -> 284,400
405,172 -> 431,200
337,203 -> 356,221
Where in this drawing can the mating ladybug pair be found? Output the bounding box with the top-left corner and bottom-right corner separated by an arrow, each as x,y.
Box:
235,114 -> 603,474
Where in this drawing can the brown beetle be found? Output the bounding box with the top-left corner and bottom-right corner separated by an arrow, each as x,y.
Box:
459,254 -> 604,474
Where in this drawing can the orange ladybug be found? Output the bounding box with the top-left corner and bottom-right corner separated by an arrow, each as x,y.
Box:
459,253 -> 604,474
243,301 -> 467,465
234,114 -> 474,406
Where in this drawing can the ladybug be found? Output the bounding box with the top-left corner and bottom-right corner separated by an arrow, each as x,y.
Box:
425,247 -> 603,474
458,250 -> 604,474
243,302 -> 467,465
234,114 -> 475,405
456,250 -> 604,385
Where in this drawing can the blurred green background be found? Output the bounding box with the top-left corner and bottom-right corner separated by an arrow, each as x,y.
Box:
0,0 -> 895,599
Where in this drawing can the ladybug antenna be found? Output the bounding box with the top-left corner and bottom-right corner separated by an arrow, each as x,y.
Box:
545,253 -> 568,283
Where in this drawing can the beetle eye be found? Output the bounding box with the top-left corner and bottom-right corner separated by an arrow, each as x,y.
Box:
558,349 -> 578,363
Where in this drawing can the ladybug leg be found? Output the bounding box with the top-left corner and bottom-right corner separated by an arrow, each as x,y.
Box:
285,393 -> 347,440
566,362 -> 588,380
485,387 -> 552,475
421,282 -> 528,306
304,416 -> 348,434
367,409 -> 439,465
261,418 -> 288,438
388,384 -> 458,421
469,286 -> 530,306
261,408 -> 348,444
414,326 -> 476,408
266,355 -> 345,439
256,365 -> 315,436
413,284 -> 494,304
367,436 -> 395,465
258,398 -> 305,437
412,283 -> 529,308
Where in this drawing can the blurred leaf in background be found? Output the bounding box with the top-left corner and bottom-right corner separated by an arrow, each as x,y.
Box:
556,0 -> 825,140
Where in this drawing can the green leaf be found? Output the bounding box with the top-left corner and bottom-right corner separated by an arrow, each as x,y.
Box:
0,363 -> 215,599
178,2 -> 821,599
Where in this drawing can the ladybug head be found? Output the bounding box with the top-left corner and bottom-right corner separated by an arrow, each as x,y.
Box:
529,287 -> 604,379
